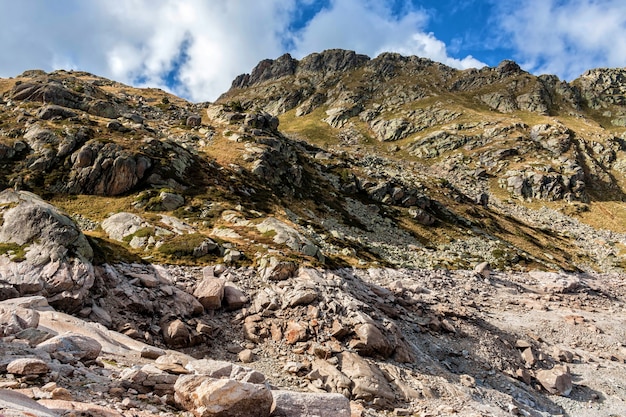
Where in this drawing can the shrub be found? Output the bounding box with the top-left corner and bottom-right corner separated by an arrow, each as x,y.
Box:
157,233 -> 207,256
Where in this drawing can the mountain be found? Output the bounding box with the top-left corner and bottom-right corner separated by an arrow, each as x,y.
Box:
1,51 -> 626,417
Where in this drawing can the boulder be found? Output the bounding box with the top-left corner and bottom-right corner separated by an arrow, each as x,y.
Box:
101,212 -> 145,241
0,305 -> 39,336
536,365 -> 573,396
0,190 -> 94,312
6,358 -> 50,375
339,352 -> 395,404
349,322 -> 395,358
223,285 -> 248,311
37,333 -> 102,362
271,391 -> 351,417
174,375 -> 273,417
158,192 -> 185,211
193,278 -> 226,310
0,389 -> 58,417
161,319 -> 191,348
36,104 -> 77,120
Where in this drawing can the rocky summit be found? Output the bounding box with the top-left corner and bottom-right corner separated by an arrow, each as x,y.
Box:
1,51 -> 626,417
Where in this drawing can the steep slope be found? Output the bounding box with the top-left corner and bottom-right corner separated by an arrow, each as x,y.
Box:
1,53 -> 626,417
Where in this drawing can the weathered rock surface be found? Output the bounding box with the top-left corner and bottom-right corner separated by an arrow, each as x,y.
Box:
174,375 -> 273,417
271,390 -> 351,417
0,190 -> 94,312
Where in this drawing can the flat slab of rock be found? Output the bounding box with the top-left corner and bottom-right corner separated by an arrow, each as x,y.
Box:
0,389 -> 58,417
271,390 -> 350,417
6,358 -> 49,375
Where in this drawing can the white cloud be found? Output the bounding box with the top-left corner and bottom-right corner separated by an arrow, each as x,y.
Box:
292,0 -> 485,69
0,0 -> 486,102
494,0 -> 626,80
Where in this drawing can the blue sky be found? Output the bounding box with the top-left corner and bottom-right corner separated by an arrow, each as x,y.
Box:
0,0 -> 625,102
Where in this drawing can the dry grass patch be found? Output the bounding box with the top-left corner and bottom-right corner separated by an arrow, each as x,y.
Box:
50,195 -> 136,222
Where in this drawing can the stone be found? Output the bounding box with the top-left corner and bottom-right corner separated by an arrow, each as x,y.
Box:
536,365 -> 573,396
161,319 -> 190,348
474,261 -> 491,278
141,346 -> 166,360
36,104 -> 76,120
223,285 -> 248,311
6,358 -> 50,375
0,306 -> 39,337
339,352 -> 395,404
194,278 -> 226,310
522,348 -> 536,366
174,375 -> 273,417
238,349 -> 254,363
349,322 -> 395,358
37,333 -> 102,362
285,320 -> 307,345
159,192 -> 185,211
0,190 -> 95,312
0,389 -> 58,417
271,390 -> 351,417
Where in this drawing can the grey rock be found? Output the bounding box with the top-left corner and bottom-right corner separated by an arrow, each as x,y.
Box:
36,104 -> 76,120
158,192 -> 185,211
101,212 -> 145,241
37,333 -> 102,362
0,190 -> 94,312
271,390 -> 351,417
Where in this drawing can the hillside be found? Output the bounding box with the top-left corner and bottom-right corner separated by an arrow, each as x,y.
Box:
1,51 -> 626,417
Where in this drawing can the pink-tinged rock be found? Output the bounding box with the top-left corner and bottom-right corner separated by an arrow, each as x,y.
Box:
339,352 -> 395,405
37,333 -> 102,362
284,320 -> 307,345
349,322 -> 394,358
6,358 -> 50,375
193,278 -> 226,310
271,390 -> 351,417
536,365 -> 573,396
161,319 -> 190,348
174,375 -> 273,417
223,284 -> 248,311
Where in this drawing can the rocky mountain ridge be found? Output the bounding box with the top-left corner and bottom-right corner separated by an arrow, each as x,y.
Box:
1,50 -> 626,416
